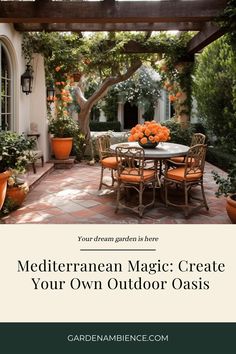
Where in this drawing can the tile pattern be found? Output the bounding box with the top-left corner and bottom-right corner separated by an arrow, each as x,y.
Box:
0,161 -> 230,224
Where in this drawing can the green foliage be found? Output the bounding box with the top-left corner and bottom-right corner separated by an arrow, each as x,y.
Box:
71,132 -> 86,162
212,164 -> 236,197
193,35 -> 236,151
22,31 -> 193,86
48,115 -> 80,138
22,32 -> 83,82
206,147 -> 236,172
115,66 -> 161,112
163,119 -> 193,145
115,66 -> 161,104
102,87 -> 119,122
0,131 -> 35,173
22,31 -> 195,129
217,0 -> 236,48
89,121 -> 121,132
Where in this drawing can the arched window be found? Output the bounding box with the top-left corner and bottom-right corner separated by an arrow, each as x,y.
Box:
0,41 -> 13,131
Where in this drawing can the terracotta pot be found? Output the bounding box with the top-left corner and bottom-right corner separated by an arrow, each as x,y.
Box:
0,170 -> 11,210
51,137 -> 73,160
6,185 -> 27,208
226,194 -> 236,224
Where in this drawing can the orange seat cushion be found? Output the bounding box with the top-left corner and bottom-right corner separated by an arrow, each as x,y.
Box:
170,156 -> 185,164
101,156 -> 118,169
166,167 -> 202,181
119,168 -> 155,183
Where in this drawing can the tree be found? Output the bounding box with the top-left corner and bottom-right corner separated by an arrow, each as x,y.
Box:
193,35 -> 236,150
22,31 -> 192,161
114,66 -> 161,120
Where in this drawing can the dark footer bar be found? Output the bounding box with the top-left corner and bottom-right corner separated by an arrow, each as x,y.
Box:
0,322 -> 235,354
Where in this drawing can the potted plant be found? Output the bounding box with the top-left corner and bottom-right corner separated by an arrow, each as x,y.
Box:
48,112 -> 80,160
212,165 -> 236,223
0,170 -> 11,210
0,131 -> 34,211
4,169 -> 29,211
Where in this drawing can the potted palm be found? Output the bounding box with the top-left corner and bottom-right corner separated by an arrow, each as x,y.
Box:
212,165 -> 236,223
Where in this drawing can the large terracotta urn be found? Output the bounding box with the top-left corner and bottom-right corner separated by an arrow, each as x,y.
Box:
51,137 -> 73,160
0,171 -> 11,210
226,194 -> 236,224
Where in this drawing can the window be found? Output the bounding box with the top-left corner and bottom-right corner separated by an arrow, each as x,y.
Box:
0,41 -> 13,131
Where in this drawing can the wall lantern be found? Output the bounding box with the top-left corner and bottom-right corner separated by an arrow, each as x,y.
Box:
21,64 -> 33,95
46,84 -> 56,102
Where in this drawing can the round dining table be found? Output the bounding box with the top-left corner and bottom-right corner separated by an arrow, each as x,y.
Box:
110,141 -> 189,160
110,141 -> 189,179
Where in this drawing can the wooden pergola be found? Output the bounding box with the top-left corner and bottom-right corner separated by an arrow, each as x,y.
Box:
0,0 -> 229,55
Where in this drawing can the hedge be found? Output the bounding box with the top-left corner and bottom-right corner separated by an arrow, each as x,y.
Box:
90,121 -> 121,132
206,146 -> 236,172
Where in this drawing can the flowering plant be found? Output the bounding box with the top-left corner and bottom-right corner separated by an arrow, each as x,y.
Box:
7,169 -> 29,194
128,121 -> 170,145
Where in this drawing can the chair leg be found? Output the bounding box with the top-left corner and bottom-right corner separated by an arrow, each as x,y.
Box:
32,162 -> 36,174
184,182 -> 189,217
201,181 -> 209,211
164,180 -> 168,206
111,168 -> 115,187
99,166 -> 105,190
115,181 -> 121,213
41,156 -> 44,167
138,183 -> 144,217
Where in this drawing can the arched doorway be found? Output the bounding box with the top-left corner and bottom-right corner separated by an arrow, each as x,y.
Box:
123,101 -> 138,129
0,40 -> 13,131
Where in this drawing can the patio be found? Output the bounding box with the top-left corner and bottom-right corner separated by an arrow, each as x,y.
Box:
0,160 -> 229,224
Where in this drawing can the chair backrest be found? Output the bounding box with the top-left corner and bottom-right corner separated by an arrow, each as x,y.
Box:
115,146 -> 145,178
191,133 -> 206,146
96,135 -> 111,160
185,144 -> 207,178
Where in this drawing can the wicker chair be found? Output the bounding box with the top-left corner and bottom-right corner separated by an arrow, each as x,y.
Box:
164,143 -> 209,217
169,133 -> 206,165
96,135 -> 118,190
115,146 -> 159,217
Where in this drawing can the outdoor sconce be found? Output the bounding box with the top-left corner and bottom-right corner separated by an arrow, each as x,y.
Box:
46,84 -> 56,102
21,64 -> 33,95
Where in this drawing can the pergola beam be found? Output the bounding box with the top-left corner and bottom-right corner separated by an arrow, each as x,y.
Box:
14,22 -> 205,33
0,1 -> 228,24
187,22 -> 226,54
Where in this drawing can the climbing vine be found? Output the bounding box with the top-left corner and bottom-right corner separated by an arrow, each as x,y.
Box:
22,31 -> 195,122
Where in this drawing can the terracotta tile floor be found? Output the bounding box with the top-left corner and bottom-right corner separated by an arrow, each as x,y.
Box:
0,161 -> 230,224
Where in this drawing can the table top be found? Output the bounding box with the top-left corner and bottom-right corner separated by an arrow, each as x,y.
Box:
110,141 -> 189,159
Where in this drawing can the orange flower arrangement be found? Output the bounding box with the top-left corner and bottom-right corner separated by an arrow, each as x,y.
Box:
128,121 -> 170,145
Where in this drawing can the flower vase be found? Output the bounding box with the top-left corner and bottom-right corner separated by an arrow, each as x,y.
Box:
138,141 -> 158,149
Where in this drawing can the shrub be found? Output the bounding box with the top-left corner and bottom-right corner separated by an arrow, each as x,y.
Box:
206,147 -> 236,172
212,164 -> 236,197
193,35 -> 236,151
90,121 -> 121,132
0,131 -> 35,173
163,119 -> 193,145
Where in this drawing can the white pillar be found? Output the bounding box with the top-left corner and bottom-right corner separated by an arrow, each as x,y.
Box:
29,55 -> 49,161
117,102 -> 124,130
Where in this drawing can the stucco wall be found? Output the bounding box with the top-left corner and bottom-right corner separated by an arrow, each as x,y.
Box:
0,24 -> 49,160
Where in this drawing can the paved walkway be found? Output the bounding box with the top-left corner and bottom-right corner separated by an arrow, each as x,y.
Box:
1,161 -> 229,224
